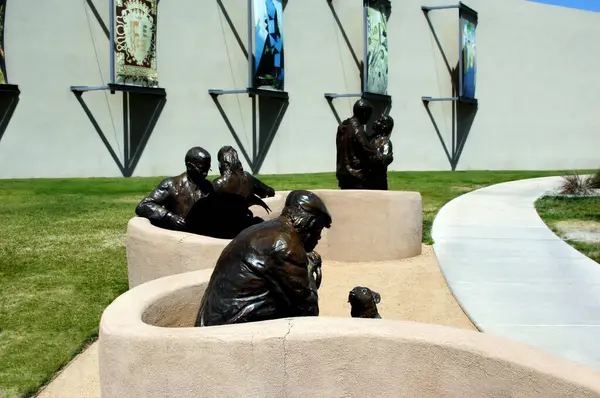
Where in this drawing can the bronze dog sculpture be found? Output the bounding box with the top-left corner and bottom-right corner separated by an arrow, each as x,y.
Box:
348,286 -> 381,319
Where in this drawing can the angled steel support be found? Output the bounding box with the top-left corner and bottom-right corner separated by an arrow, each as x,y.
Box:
75,0 -> 167,177
421,3 -> 479,170
70,85 -> 167,177
0,84 -> 20,144
324,0 -> 392,126
208,0 -> 290,174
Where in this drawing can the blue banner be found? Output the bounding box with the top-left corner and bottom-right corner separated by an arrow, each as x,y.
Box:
460,15 -> 477,99
254,0 -> 284,91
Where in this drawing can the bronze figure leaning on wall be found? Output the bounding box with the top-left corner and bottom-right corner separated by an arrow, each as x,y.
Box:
135,147 -> 213,232
195,190 -> 331,327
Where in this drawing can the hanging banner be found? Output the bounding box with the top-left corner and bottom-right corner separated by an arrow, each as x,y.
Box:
0,0 -> 7,84
254,0 -> 284,91
365,0 -> 391,96
115,0 -> 159,87
460,10 -> 477,99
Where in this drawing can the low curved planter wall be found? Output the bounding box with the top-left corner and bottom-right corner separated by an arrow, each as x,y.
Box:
99,270 -> 600,398
126,190 -> 422,288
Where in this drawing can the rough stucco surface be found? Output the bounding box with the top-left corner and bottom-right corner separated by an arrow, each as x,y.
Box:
99,269 -> 600,398
126,190 -> 423,288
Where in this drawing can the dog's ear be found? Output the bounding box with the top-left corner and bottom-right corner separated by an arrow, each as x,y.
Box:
373,292 -> 381,304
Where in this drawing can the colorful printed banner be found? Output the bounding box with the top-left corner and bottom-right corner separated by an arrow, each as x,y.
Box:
460,14 -> 477,99
0,0 -> 7,84
365,0 -> 391,96
254,0 -> 284,91
115,0 -> 158,87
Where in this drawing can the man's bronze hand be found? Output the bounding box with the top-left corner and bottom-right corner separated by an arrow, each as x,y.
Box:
167,213 -> 186,231
349,168 -> 363,179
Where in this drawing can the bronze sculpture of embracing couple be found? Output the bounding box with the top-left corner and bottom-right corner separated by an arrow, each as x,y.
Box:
336,99 -> 394,190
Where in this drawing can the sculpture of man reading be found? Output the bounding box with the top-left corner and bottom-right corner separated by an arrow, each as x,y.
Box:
336,99 -> 383,189
135,147 -> 213,231
195,190 -> 332,327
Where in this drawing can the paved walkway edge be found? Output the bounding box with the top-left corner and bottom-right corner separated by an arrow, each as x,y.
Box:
432,176 -> 600,370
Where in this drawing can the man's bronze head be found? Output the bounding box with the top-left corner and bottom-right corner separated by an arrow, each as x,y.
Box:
185,147 -> 211,185
217,145 -> 243,174
352,98 -> 374,125
373,114 -> 394,138
281,190 -> 332,252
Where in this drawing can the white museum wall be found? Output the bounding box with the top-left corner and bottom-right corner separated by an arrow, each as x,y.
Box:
0,0 -> 598,178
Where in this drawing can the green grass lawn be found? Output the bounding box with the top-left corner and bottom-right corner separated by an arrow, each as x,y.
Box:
535,195 -> 600,264
0,170 -> 591,397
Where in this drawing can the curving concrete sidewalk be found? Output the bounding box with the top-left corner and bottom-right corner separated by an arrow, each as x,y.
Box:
432,176 -> 600,370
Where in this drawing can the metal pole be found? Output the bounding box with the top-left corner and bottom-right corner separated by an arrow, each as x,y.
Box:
247,0 -> 253,89
362,2 -> 368,94
109,0 -> 115,84
458,14 -> 463,98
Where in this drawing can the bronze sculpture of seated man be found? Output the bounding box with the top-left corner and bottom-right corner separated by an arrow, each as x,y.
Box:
336,99 -> 385,190
185,146 -> 276,239
135,147 -> 213,231
195,190 -> 332,327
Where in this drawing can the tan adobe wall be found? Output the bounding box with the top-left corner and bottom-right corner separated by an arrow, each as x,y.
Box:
99,269 -> 600,398
126,190 -> 422,288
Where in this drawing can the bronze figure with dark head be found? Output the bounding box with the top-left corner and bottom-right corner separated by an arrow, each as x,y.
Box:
195,190 -> 332,327
135,146 -> 213,231
213,145 -> 275,204
184,146 -> 276,239
365,114 -> 394,190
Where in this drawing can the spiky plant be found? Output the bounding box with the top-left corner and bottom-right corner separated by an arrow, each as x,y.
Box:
585,170 -> 600,190
559,172 -> 591,195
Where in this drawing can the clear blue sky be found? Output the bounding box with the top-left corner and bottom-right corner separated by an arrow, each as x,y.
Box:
527,0 -> 600,12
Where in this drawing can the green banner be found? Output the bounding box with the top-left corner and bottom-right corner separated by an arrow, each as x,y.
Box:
365,0 -> 391,95
114,0 -> 159,87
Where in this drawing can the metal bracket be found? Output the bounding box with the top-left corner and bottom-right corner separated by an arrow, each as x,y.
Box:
324,93 -> 362,100
71,84 -> 166,96
208,88 -> 289,174
208,0 -> 289,174
0,84 -> 20,144
70,85 -> 167,177
324,1 -> 393,124
421,2 -> 479,170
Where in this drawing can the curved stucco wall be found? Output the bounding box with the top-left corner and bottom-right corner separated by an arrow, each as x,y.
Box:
126,190 -> 422,288
99,269 -> 600,398
1,0 -> 600,178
